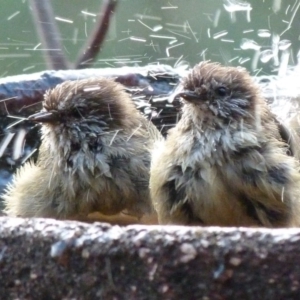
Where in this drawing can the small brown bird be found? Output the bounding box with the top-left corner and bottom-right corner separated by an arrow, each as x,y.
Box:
3,77 -> 161,221
150,61 -> 300,227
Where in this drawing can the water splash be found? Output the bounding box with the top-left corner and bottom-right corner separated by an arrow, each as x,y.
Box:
257,29 -> 271,38
223,0 -> 252,12
240,38 -> 260,50
260,50 -> 273,63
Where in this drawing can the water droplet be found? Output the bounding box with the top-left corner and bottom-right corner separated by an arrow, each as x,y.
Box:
152,25 -> 163,32
223,0 -> 252,12
50,240 -> 68,257
240,38 -> 260,50
278,39 -> 291,51
239,57 -> 251,64
272,33 -> 280,44
297,50 -> 300,63
144,107 -> 152,115
213,30 -> 228,39
257,29 -> 271,38
260,50 -> 273,63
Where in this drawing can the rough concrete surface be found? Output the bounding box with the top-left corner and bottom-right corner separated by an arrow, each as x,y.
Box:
0,217 -> 300,299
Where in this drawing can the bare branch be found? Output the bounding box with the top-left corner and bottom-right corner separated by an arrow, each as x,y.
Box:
75,0 -> 118,69
28,0 -> 70,70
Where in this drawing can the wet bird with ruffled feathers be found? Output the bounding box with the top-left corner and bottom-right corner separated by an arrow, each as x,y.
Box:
4,77 -> 161,221
150,61 -> 300,227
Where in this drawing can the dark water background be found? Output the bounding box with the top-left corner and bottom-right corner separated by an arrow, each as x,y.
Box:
0,0 -> 299,77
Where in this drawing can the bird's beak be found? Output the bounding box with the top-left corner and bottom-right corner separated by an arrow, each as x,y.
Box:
177,90 -> 200,103
28,111 -> 59,123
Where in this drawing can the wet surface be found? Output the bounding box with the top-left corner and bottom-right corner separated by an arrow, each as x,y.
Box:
1,218 -> 300,299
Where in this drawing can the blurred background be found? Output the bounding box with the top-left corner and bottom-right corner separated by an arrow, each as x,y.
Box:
0,0 -> 299,77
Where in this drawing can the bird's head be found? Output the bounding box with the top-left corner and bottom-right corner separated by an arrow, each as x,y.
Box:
176,61 -> 263,125
28,78 -> 143,159
29,78 -> 139,131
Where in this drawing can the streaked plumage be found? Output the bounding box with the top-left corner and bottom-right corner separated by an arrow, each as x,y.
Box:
4,78 -> 161,220
150,62 -> 300,227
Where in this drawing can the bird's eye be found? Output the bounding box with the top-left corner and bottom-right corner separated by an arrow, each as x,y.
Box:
215,86 -> 228,97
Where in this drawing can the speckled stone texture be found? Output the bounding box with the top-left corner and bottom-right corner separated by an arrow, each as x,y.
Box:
0,217 -> 300,299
